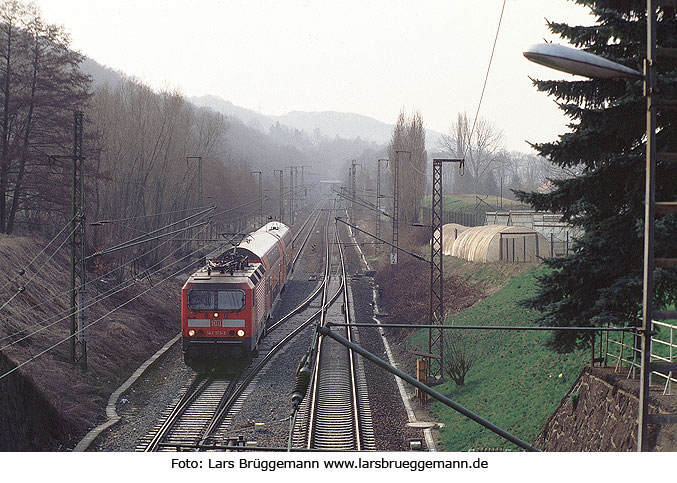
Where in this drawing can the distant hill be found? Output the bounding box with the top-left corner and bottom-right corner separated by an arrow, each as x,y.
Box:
79,62 -> 444,149
188,95 -> 271,131
80,58 -> 126,90
190,94 -> 445,149
271,110 -> 393,144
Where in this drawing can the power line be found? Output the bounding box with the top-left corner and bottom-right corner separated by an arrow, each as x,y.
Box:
0,224 -> 218,365
1,222 -> 245,353
0,217 -> 207,342
88,221 -> 210,259
466,0 -> 507,155
0,221 -> 79,313
0,215 -> 76,295
88,206 -> 215,259
89,205 -> 216,225
0,250 -> 198,380
1,208 -> 213,325
1,211 -> 211,336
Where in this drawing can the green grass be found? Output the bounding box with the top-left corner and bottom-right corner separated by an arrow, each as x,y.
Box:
421,194 -> 529,214
408,265 -> 587,451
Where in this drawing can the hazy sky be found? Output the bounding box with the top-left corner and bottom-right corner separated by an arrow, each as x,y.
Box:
32,0 -> 594,152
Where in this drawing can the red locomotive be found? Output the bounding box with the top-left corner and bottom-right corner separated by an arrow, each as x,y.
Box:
181,222 -> 293,370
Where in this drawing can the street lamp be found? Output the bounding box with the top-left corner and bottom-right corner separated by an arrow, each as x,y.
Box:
523,43 -> 642,79
523,1 -> 673,451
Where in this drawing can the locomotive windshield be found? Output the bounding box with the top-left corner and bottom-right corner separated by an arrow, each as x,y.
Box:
188,289 -> 245,311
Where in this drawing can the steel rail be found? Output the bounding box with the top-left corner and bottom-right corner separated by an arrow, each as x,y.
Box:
144,200 -> 331,452
305,217 -> 333,449
329,323 -> 633,332
194,205 -> 334,447
304,216 -> 367,450
337,225 -> 362,450
318,324 -> 539,452
142,374 -> 214,452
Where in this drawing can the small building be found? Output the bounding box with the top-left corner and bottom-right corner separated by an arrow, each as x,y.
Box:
451,224 -> 550,263
485,210 -> 583,257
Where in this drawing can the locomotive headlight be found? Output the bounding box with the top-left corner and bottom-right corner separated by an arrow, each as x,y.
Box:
213,312 -> 219,318
237,329 -> 245,337
188,329 -> 195,337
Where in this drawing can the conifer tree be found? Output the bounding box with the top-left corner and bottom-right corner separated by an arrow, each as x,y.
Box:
515,1 -> 677,352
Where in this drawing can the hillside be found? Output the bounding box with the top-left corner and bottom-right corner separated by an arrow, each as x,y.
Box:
373,252 -> 587,451
0,235 -> 185,450
409,262 -> 587,450
190,94 -> 445,148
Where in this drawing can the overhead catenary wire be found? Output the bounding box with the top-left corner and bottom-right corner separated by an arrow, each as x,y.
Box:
0,218 -> 233,351
0,215 -> 76,295
0,217 -> 209,344
0,224 -> 227,378
466,0 -> 507,156
87,221 -> 210,259
0,249 -> 198,380
0,226 -> 204,350
87,205 -> 215,258
210,196 -> 270,220
0,210 -> 214,337
90,205 -> 216,226
0,220 -> 79,314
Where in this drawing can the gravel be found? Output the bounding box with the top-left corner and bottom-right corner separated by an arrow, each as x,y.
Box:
87,214 -> 430,452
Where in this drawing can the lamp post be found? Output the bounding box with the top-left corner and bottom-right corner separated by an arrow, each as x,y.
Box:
523,0 -> 676,451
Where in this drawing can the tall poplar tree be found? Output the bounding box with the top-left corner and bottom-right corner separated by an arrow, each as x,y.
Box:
516,1 -> 677,352
387,108 -> 427,223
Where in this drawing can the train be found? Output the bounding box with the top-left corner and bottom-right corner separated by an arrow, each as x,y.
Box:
181,222 -> 293,371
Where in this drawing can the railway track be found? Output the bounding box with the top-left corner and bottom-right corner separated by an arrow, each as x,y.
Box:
139,203 -> 338,451
290,216 -> 375,450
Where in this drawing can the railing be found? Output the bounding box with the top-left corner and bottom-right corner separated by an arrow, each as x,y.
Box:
603,320 -> 676,395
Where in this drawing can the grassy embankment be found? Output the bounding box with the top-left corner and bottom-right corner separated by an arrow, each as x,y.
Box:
408,257 -> 588,451
421,193 -> 529,214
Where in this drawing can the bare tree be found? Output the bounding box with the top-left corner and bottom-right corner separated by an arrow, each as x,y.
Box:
0,0 -> 91,233
442,330 -> 479,386
438,112 -> 504,195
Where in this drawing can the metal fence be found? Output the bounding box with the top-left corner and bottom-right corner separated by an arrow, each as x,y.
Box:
420,207 -> 485,227
603,320 -> 676,395
547,232 -> 573,258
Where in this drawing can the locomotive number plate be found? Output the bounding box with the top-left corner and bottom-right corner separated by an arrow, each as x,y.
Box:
210,320 -> 222,327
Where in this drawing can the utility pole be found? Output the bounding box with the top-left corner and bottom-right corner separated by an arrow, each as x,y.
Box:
638,0 -> 677,451
376,159 -> 388,255
186,156 -> 203,206
71,110 -> 87,371
429,158 -> 464,380
294,166 -> 299,213
251,171 -> 263,227
393,151 -> 409,265
287,166 -> 294,225
300,165 -> 311,201
274,169 -> 284,223
351,161 -> 362,222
